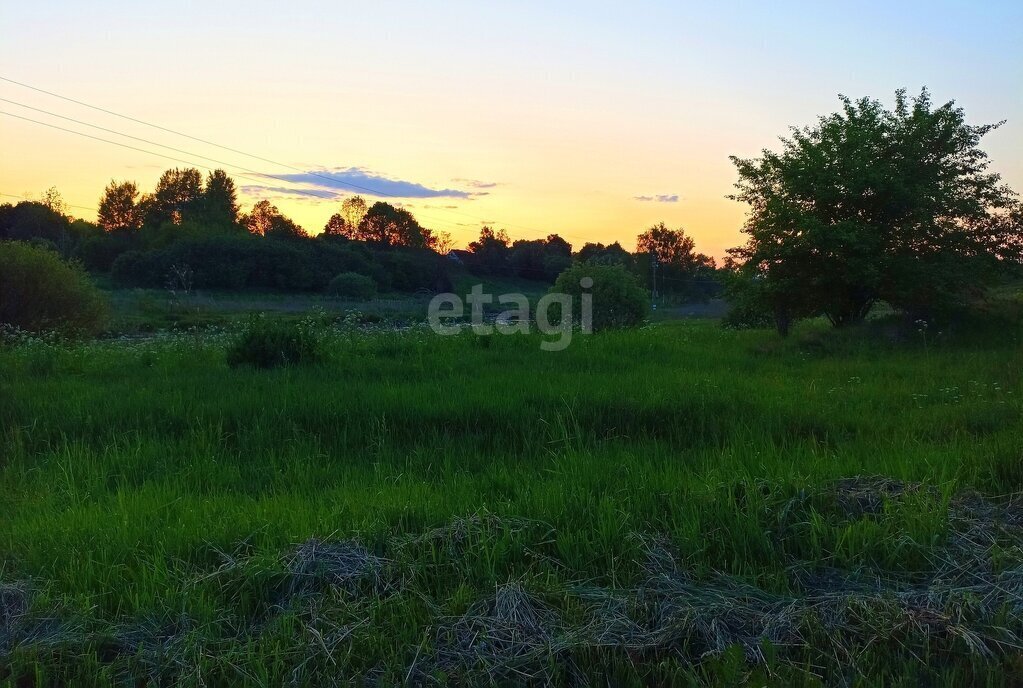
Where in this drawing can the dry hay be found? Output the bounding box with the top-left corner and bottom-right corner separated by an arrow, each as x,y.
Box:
284,538 -> 389,598
0,582 -> 30,655
430,582 -> 569,683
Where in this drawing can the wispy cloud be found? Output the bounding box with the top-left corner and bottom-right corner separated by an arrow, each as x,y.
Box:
238,185 -> 341,204
241,167 -> 486,201
634,194 -> 680,203
452,178 -> 499,189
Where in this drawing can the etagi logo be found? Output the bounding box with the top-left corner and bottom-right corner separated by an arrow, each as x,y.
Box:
427,278 -> 594,351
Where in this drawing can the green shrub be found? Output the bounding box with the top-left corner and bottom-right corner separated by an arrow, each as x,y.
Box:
551,261 -> 648,330
0,241 -> 108,335
327,272 -> 377,300
226,317 -> 324,369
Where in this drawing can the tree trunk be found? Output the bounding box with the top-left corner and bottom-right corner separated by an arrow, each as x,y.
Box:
774,306 -> 791,337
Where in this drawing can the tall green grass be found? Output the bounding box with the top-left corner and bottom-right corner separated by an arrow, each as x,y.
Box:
1,319 -> 1021,685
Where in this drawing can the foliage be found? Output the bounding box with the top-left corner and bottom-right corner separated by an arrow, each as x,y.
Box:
0,201 -> 71,252
241,199 -> 308,239
552,261 -> 648,330
720,265 -> 776,330
356,201 -> 435,248
225,316 -> 324,368
142,167 -> 204,227
322,195 -> 369,238
97,180 -> 143,232
0,241 -> 107,334
197,169 -> 240,228
729,88 -> 1023,333
637,222 -> 700,267
327,271 -> 378,300
466,225 -> 512,275
508,234 -> 573,282
636,223 -> 720,302
575,241 -> 633,267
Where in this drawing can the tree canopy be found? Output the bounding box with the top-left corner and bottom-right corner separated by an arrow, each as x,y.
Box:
728,88 -> 1022,332
98,180 -> 143,232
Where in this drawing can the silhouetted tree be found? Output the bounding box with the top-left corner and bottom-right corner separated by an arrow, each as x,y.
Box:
636,223 -> 702,270
242,200 -> 308,239
340,195 -> 368,231
0,201 -> 71,252
143,168 -> 204,226
508,233 -> 573,281
433,230 -> 455,255
40,187 -> 68,217
633,224 -> 717,301
728,88 -> 1023,332
467,225 -> 511,275
576,241 -> 633,267
322,196 -> 369,239
322,212 -> 351,237
359,202 -> 434,248
198,169 -> 240,228
97,180 -> 143,232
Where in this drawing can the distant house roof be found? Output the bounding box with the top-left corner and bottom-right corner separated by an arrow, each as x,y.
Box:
447,249 -> 472,264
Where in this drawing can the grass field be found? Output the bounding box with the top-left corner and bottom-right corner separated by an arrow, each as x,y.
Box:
2,313 -> 1023,685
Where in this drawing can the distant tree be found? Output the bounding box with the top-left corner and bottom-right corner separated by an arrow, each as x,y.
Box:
636,223 -> 701,270
467,225 -> 511,275
242,200 -> 308,239
433,230 -> 456,255
0,201 -> 71,252
97,180 -> 143,232
322,196 -> 369,239
198,169 -> 240,227
508,233 -> 573,281
359,202 -> 434,248
634,224 -> 717,302
509,239 -> 545,277
40,187 -> 68,217
143,168 -> 204,226
322,212 -> 351,238
728,88 -> 1023,332
576,241 -> 633,267
542,233 -> 572,279
340,195 -> 368,230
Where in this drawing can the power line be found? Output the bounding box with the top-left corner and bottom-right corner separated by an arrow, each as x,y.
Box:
0,103 -> 542,241
0,111 -> 358,209
0,191 -> 96,212
0,74 -> 590,242
0,98 -> 477,232
0,75 -> 699,254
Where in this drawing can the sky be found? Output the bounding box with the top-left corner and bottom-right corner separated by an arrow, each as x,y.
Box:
1,1 -> 1021,260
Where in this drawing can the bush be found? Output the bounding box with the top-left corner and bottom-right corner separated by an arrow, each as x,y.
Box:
226,317 -> 325,369
551,261 -> 648,330
0,241 -> 108,335
327,272 -> 378,300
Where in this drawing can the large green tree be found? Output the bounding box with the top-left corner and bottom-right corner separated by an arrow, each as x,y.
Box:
728,89 -> 1022,333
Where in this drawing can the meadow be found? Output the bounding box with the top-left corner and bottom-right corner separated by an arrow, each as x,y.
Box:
2,308 -> 1023,686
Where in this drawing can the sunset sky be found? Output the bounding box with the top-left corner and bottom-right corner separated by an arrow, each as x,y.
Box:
2,1 -> 1021,259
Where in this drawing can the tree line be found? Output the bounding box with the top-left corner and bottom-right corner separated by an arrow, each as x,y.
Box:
0,169 -> 722,301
